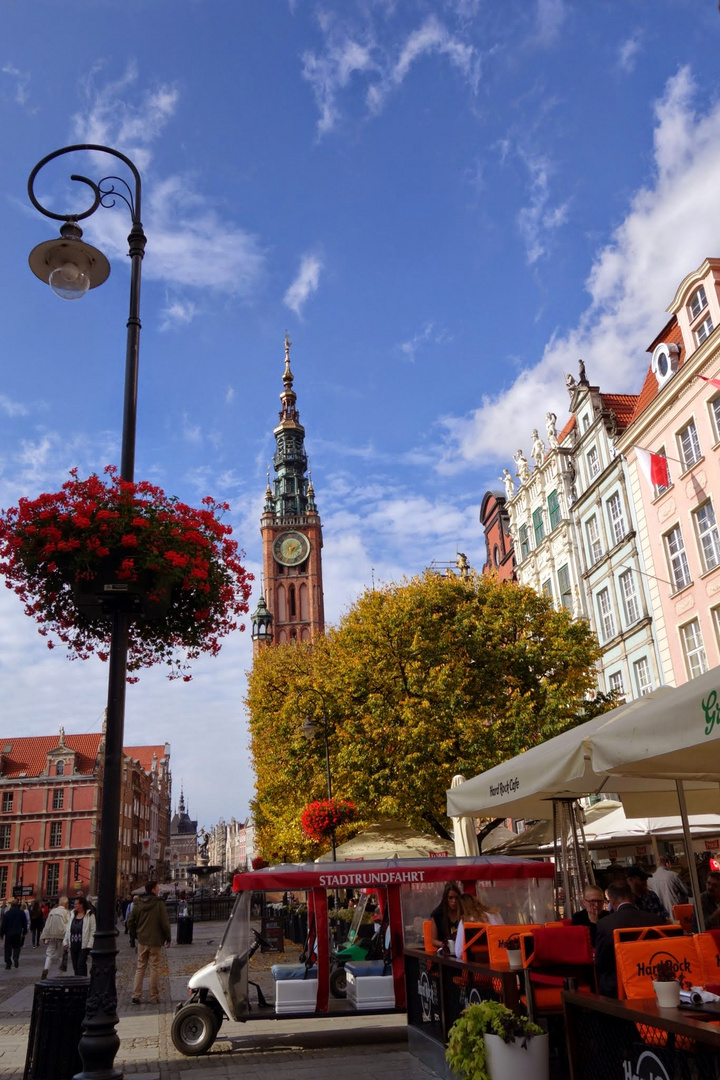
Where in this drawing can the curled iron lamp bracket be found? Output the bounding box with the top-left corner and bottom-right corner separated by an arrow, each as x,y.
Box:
27,143 -> 142,225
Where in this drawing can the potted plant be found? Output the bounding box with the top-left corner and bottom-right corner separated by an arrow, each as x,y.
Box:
0,467 -> 251,680
504,935 -> 524,970
446,1000 -> 547,1080
301,798 -> 358,842
652,959 -> 682,1008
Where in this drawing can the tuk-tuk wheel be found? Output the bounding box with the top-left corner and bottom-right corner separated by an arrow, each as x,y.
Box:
330,965 -> 347,998
171,1003 -> 219,1055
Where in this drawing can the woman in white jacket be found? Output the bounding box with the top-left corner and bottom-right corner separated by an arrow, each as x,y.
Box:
63,897 -> 96,975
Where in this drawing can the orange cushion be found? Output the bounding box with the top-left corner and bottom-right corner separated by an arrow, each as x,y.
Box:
616,938 -> 700,1000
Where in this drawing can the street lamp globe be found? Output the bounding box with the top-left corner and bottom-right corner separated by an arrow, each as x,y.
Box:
28,221 -> 110,300
303,717 -> 318,739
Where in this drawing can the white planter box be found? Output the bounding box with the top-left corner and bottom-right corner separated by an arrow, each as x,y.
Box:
483,1032 -> 549,1080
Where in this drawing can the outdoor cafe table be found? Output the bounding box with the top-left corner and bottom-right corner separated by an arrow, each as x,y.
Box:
404,946 -> 521,1073
563,990 -> 720,1080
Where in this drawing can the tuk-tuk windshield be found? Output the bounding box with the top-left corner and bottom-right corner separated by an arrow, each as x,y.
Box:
346,892 -> 374,943
216,891 -> 252,964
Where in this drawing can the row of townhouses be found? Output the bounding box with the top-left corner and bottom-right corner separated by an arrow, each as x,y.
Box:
482,257 -> 720,701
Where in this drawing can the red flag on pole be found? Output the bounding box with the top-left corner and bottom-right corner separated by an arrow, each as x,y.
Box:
697,374 -> 720,390
635,447 -> 670,489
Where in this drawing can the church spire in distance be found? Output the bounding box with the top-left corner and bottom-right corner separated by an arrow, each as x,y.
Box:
269,333 -> 312,519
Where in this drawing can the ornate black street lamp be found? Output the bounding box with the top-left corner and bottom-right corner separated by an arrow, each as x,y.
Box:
297,688 -> 336,861
27,144 -> 147,1080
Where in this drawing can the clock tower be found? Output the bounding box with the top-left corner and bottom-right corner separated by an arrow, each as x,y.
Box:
251,336 -> 325,654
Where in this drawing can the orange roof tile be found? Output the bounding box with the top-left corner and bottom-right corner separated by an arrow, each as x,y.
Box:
631,316 -> 686,423
557,414 -> 576,443
0,734 -> 167,779
600,394 -> 638,430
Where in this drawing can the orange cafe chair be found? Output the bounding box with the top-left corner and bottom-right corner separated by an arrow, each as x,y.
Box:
694,930 -> 720,993
612,924 -> 685,999
615,937 -> 701,1001
519,926 -> 595,1022
544,920 -> 572,929
486,924 -> 542,968
673,904 -> 695,934
457,922 -> 489,964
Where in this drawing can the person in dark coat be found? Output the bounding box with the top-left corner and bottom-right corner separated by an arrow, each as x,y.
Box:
571,884 -> 609,946
0,899 -> 27,969
594,881 -> 668,997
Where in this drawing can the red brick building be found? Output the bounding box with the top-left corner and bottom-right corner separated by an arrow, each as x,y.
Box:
480,491 -> 516,581
0,729 -> 170,901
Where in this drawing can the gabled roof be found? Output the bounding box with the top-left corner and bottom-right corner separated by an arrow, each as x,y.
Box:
0,734 -> 167,779
557,414 -> 576,443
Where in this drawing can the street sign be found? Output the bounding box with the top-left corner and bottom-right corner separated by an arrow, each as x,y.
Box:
12,885 -> 33,897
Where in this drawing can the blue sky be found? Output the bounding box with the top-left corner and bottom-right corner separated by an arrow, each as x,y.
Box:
2,0 -> 720,831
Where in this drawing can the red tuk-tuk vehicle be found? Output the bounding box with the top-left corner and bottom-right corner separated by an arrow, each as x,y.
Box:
171,856 -> 554,1055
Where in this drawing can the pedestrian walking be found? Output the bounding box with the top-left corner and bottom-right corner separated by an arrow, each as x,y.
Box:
63,896 -> 95,976
0,899 -> 27,969
127,881 -> 171,1005
126,897 -> 136,947
29,899 -> 44,947
648,856 -> 690,916
40,896 -> 71,979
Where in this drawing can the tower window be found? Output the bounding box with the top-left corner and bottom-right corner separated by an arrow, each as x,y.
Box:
289,585 -> 296,617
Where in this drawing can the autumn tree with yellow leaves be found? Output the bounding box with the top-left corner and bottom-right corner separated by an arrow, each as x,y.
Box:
247,571 -> 610,862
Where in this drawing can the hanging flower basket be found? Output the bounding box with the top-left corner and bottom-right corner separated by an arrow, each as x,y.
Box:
301,799 -> 358,842
0,467 -> 252,681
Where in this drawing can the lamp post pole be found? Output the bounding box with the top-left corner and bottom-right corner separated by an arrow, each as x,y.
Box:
27,144 -> 146,1080
297,688 -> 336,861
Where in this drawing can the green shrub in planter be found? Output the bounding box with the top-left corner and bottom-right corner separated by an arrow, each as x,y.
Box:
446,1001 -> 543,1080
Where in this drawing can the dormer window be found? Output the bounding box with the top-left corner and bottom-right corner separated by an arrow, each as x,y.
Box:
689,285 -> 708,321
651,342 -> 681,388
56,761 -> 64,776
696,314 -> 714,346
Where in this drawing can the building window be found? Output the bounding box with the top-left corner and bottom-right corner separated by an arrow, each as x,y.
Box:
665,524 -> 691,591
0,865 -> 7,899
677,421 -> 701,471
582,414 -> 590,433
689,284 -> 708,320
532,508 -> 545,546
493,544 -> 500,568
557,564 -> 572,609
542,578 -> 553,601
680,618 -> 708,679
0,825 -> 10,851
56,761 -> 64,776
45,863 -> 59,897
49,822 -> 62,848
694,501 -> 720,572
713,606 -> 720,649
519,525 -> 530,559
1,793 -> 12,813
547,490 -> 561,532
587,446 -> 600,479
634,657 -> 654,697
607,493 -> 626,546
619,570 -> 641,625
710,397 -> 720,444
696,314 -> 714,345
586,515 -> 603,564
596,588 -> 616,642
608,671 -> 625,697
52,789 -> 64,811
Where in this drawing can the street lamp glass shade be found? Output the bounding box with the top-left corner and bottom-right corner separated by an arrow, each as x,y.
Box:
303,718 -> 318,739
28,224 -> 111,300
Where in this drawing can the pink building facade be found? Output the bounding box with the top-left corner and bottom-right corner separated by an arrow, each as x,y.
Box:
618,259 -> 720,685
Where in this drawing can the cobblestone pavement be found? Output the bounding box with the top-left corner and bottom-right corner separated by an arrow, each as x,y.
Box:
0,921 -> 438,1080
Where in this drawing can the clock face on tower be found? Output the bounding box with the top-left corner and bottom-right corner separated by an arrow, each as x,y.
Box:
273,530 -> 311,566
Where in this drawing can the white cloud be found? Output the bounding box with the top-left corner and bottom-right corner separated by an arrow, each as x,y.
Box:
366,15 -> 479,117
534,0 -> 567,46
439,66 -> 720,470
516,149 -> 570,265
302,20 -> 376,136
618,32 -> 642,74
0,394 -> 29,418
226,387 -> 235,405
2,63 -> 31,106
159,296 -> 198,332
68,67 -> 266,297
284,252 -> 323,316
398,321 -> 451,361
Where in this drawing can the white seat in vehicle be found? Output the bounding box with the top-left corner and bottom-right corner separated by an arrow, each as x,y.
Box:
345,961 -> 395,1011
271,963 -> 318,1014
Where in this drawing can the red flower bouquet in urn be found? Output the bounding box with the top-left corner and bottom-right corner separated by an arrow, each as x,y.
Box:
0,467 -> 252,680
301,799 -> 358,842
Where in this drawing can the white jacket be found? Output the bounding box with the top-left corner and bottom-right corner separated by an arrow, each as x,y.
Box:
42,905 -> 71,941
63,912 -> 96,950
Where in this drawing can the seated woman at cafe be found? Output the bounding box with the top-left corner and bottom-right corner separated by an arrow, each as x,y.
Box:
454,893 -> 503,959
430,883 -> 462,951
571,884 -> 608,946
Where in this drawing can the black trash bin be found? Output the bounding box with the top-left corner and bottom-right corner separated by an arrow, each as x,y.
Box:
24,976 -> 90,1080
177,916 -> 194,944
